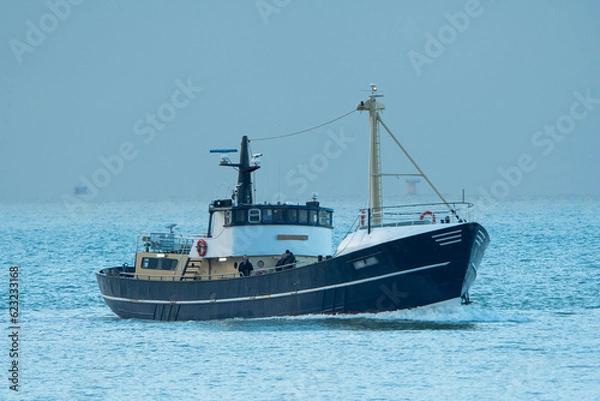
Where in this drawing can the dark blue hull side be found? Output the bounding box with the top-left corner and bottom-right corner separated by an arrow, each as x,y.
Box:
96,223 -> 489,321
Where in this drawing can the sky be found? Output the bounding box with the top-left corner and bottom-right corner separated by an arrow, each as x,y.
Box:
1,0 -> 599,208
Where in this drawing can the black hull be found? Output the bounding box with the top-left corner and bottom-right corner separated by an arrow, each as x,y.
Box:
96,223 -> 489,321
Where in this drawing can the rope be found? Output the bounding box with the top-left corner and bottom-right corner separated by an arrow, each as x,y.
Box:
252,109 -> 357,142
377,116 -> 461,220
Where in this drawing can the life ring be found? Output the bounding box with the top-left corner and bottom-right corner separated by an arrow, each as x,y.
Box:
196,239 -> 207,256
360,209 -> 366,226
419,210 -> 436,223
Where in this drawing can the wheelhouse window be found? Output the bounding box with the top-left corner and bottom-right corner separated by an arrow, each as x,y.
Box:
262,208 -> 273,223
248,208 -> 261,223
141,257 -> 178,271
273,208 -> 285,223
287,208 -> 298,223
319,210 -> 332,226
309,210 -> 318,225
225,206 -> 332,228
299,209 -> 308,224
234,209 -> 247,224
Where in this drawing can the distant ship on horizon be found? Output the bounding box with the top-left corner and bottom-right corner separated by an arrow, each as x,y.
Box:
406,179 -> 420,195
74,185 -> 88,196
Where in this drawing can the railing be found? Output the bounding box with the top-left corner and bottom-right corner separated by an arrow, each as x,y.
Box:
102,266 -> 238,281
138,233 -> 197,254
349,202 -> 474,235
135,272 -> 242,281
102,261 -> 311,282
178,261 -> 306,281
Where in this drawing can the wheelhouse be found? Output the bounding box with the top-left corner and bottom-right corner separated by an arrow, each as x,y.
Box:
207,199 -> 333,236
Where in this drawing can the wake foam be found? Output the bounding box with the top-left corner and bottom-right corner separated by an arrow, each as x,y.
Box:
248,303 -> 532,326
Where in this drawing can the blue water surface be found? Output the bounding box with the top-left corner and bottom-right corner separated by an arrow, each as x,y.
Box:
1,195 -> 599,400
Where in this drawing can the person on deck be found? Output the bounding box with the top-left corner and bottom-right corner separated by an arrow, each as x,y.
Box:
238,255 -> 254,277
275,250 -> 296,271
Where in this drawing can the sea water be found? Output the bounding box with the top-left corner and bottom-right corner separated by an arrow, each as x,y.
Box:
1,195 -> 599,400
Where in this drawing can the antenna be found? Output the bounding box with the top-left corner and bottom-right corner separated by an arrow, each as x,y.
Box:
277,162 -> 281,203
251,153 -> 262,203
209,148 -> 238,165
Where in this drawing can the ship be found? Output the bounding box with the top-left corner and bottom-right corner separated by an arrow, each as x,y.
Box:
406,179 -> 420,195
74,185 -> 88,195
96,85 -> 489,321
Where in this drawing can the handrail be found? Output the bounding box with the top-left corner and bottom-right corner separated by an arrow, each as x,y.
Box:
138,232 -> 199,254
274,261 -> 297,271
104,261 -> 311,282
351,202 -> 474,233
176,237 -> 195,275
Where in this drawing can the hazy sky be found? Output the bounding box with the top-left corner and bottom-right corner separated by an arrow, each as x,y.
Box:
1,0 -> 599,206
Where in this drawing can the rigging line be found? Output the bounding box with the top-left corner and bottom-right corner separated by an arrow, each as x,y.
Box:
377,115 -> 460,220
252,109 -> 358,142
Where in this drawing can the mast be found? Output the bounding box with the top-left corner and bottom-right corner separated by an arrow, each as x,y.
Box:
356,85 -> 462,222
212,135 -> 260,205
235,136 -> 257,204
357,84 -> 385,224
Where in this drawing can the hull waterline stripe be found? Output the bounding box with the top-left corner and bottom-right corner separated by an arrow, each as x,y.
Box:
101,261 -> 450,305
